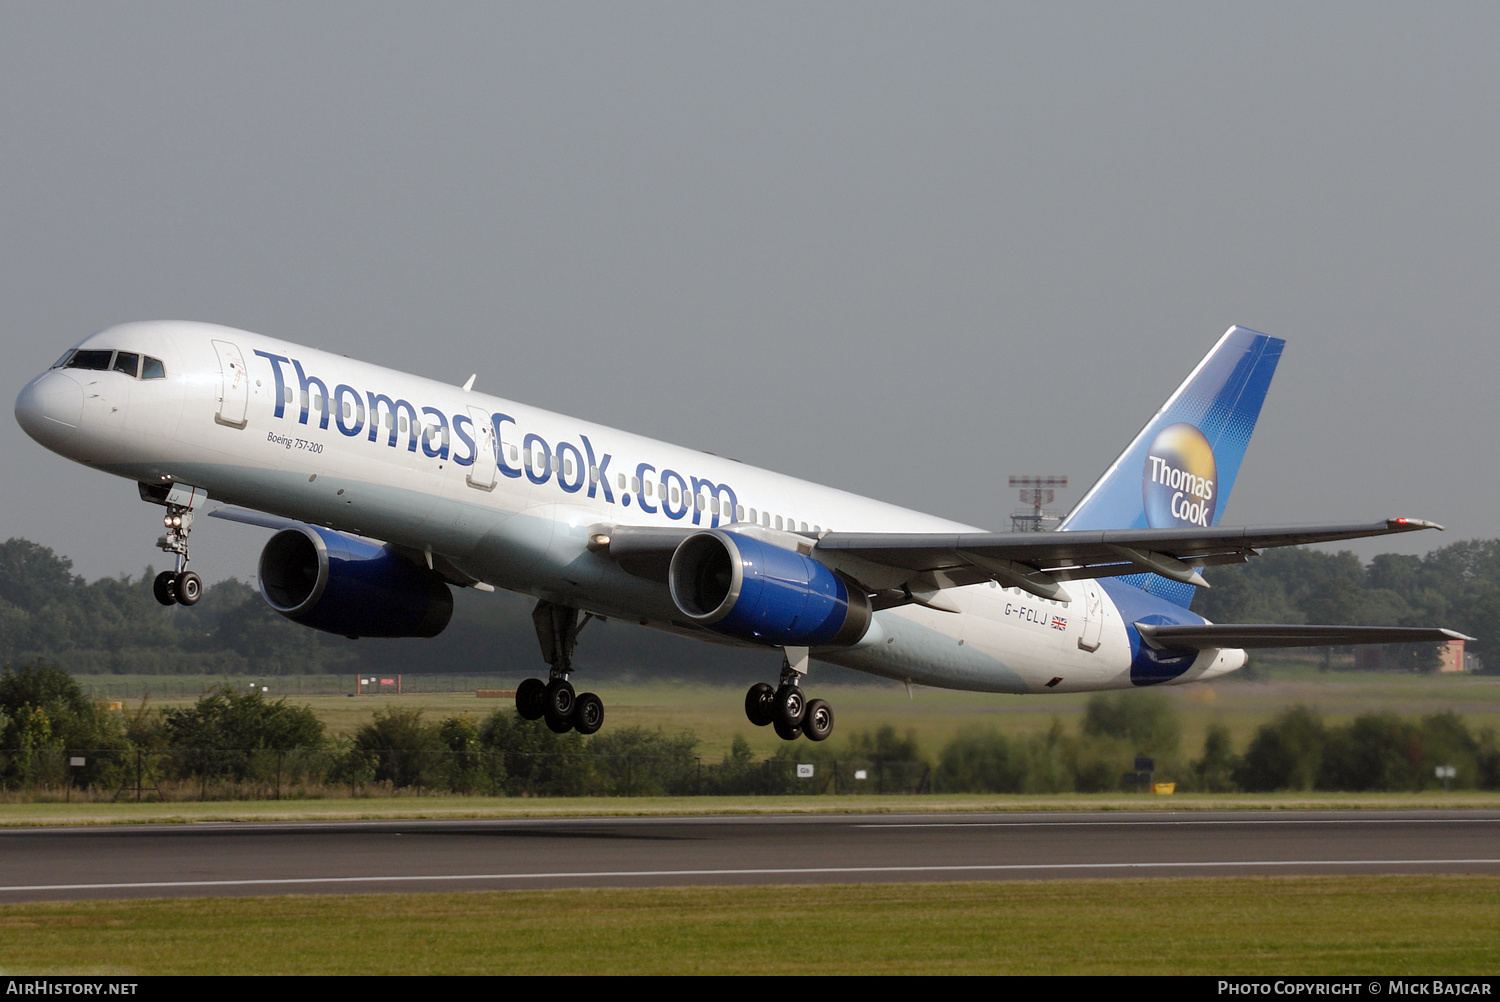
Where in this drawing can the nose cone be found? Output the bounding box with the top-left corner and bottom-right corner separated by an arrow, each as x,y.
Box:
15,370 -> 84,451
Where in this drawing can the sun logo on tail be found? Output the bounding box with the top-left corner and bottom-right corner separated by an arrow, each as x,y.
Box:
1142,422 -> 1217,528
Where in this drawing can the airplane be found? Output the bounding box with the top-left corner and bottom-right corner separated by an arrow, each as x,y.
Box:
14,322 -> 1467,740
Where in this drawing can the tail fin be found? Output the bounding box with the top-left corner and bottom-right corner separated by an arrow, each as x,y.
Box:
1060,325 -> 1285,606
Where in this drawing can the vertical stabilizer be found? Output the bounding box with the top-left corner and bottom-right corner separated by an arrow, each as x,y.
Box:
1060,326 -> 1285,606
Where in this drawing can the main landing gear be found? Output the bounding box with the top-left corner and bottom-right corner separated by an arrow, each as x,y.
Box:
744,647 -> 833,742
515,600 -> 606,736
152,504 -> 202,607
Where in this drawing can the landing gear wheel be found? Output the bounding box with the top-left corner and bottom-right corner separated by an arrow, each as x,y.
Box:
152,571 -> 178,606
773,718 -> 803,741
515,678 -> 546,720
573,692 -> 605,735
802,699 -> 833,742
543,679 -> 576,733
773,684 -> 806,730
174,571 -> 202,606
744,682 -> 775,726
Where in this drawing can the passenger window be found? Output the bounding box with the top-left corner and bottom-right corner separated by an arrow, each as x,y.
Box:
509,446 -> 518,462
775,516 -> 783,530
748,507 -> 757,523
670,486 -> 680,504
113,352 -> 139,377
564,456 -> 574,477
813,525 -> 821,534
762,512 -> 770,527
736,505 -> 745,522
65,349 -> 113,371
645,481 -> 654,497
800,522 -> 808,532
631,476 -> 641,493
400,416 -> 409,433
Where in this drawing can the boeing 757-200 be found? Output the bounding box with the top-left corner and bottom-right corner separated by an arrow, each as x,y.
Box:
14,322 -> 1466,739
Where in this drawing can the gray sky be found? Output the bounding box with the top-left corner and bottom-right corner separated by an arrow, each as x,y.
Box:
3,3 -> 1497,585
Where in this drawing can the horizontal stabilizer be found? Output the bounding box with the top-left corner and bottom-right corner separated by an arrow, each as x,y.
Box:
1135,623 -> 1474,651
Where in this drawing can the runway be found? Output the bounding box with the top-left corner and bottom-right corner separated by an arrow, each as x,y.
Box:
2,809 -> 1498,901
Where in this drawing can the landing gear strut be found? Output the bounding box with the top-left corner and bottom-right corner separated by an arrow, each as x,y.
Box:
152,504 -> 201,607
744,647 -> 833,742
515,601 -> 606,735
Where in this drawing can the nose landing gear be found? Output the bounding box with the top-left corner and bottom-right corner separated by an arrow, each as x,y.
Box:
514,601 -> 606,735
744,647 -> 833,742
152,504 -> 201,607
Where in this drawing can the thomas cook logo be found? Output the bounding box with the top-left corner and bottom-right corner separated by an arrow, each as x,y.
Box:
1143,423 -> 1216,528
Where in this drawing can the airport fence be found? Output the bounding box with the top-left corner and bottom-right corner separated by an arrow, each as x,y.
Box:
0,748 -> 933,801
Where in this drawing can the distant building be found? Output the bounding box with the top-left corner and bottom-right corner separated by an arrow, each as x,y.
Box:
1355,638 -> 1466,673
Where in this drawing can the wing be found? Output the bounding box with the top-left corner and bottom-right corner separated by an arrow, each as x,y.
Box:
812,517 -> 1443,607
594,517 -> 1442,611
1135,623 -> 1473,650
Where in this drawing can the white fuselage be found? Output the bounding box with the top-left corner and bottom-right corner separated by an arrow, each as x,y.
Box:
16,321 -> 1246,693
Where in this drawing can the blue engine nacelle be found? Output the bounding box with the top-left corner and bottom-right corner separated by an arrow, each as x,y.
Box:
668,530 -> 872,647
258,524 -> 453,639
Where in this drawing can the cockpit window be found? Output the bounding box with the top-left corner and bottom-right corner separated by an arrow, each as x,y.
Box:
113,352 -> 140,377
64,349 -> 113,371
141,356 -> 166,379
51,349 -> 75,369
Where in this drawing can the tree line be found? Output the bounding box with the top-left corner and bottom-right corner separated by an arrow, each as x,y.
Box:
4,661 -> 1497,796
1,534 -> 1495,676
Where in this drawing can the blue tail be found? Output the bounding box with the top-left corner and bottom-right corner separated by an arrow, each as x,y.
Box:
1059,326 -> 1285,607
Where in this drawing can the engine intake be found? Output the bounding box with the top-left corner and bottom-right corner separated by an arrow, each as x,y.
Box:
259,524 -> 453,639
668,530 -> 872,647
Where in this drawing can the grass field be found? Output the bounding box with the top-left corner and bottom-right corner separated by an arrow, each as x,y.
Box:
77,663 -> 1500,760
1,875 -> 1496,975
7,790 -> 1500,827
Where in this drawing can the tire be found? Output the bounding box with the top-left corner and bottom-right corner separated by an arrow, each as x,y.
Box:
544,678 -> 576,718
515,678 -> 546,720
772,717 -> 802,741
543,678 -> 576,733
152,570 -> 178,606
802,699 -> 833,742
744,682 -> 775,726
574,692 -> 605,735
773,684 -> 806,729
175,571 -> 202,606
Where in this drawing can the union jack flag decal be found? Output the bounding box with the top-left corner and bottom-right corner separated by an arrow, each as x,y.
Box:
1051,616 -> 1068,631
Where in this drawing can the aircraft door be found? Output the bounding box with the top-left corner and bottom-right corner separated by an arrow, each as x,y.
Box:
1077,580 -> 1104,652
466,406 -> 498,490
212,340 -> 249,429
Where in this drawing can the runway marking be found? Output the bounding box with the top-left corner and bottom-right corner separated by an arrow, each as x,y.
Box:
3,859 -> 1499,894
858,818 -> 1500,828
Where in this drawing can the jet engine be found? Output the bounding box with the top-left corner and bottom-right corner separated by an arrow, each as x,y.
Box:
258,524 -> 453,639
668,529 -> 872,647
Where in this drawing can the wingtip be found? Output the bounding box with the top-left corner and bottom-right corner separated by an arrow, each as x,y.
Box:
1388,517 -> 1444,531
